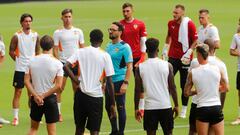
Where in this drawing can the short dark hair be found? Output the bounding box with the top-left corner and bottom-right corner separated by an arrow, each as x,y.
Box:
199,9 -> 209,14
175,4 -> 185,11
90,29 -> 103,44
146,38 -> 159,53
122,2 -> 133,9
20,13 -> 33,23
112,22 -> 124,32
40,35 -> 54,51
61,8 -> 72,15
196,43 -> 209,60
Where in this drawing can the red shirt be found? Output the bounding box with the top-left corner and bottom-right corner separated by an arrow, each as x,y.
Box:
120,19 -> 147,58
167,20 -> 198,59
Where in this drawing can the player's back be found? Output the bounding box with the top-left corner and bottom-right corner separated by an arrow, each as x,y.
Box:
192,63 -> 221,107
28,54 -> 63,95
75,46 -> 112,97
139,58 -> 171,110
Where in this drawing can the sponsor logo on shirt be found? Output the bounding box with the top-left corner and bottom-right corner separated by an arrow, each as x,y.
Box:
115,48 -> 119,52
74,31 -> 78,35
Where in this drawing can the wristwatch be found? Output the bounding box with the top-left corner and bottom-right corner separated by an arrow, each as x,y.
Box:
123,80 -> 129,85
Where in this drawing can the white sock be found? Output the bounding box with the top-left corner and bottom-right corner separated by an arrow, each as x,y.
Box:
181,106 -> 187,114
238,106 -> 240,118
13,108 -> 19,119
57,103 -> 61,114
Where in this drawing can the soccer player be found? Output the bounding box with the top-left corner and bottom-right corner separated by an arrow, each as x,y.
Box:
134,38 -> 179,135
9,13 -> 40,126
188,40 -> 229,135
198,9 -> 220,49
184,44 -> 227,135
64,29 -> 116,135
25,35 -> 63,135
163,4 -> 198,118
230,25 -> 240,125
0,34 -> 5,65
105,22 -> 133,135
53,8 -> 84,122
0,34 -> 11,128
119,2 -> 147,107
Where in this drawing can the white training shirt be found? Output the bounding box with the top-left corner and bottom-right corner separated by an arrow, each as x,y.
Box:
15,30 -> 38,72
198,24 -> 220,43
139,58 -> 172,110
192,63 -> 221,108
0,41 -> 5,56
230,33 -> 240,71
67,46 -> 115,97
25,54 -> 63,95
53,26 -> 84,63
190,56 -> 229,104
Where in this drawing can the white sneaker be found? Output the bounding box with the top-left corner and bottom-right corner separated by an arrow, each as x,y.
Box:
179,111 -> 186,118
231,118 -> 240,125
0,118 -> 10,124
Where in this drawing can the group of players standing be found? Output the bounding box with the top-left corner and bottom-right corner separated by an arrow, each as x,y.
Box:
0,2 -> 240,135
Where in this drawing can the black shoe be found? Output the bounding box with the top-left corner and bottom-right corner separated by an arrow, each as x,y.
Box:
109,131 -> 118,135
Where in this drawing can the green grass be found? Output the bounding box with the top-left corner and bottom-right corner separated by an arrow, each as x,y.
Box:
0,0 -> 240,134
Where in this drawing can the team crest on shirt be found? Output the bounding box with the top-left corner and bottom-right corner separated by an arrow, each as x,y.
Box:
115,48 -> 119,52
133,24 -> 138,29
74,31 -> 78,35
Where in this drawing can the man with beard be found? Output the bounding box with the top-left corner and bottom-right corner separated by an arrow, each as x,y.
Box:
163,4 -> 198,118
105,22 -> 133,135
9,13 -> 40,126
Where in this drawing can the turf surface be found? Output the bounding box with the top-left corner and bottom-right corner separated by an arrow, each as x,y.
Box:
0,0 -> 240,134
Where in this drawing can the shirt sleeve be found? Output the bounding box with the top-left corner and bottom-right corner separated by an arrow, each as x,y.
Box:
222,63 -> 229,84
140,21 -> 147,37
230,35 -> 237,49
210,26 -> 220,41
78,29 -> 85,44
53,30 -> 60,46
57,62 -> 64,77
0,41 -> 5,56
188,21 -> 198,41
104,53 -> 115,77
67,51 -> 78,64
124,44 -> 133,63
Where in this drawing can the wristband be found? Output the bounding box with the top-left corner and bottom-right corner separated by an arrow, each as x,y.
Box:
139,98 -> 144,110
